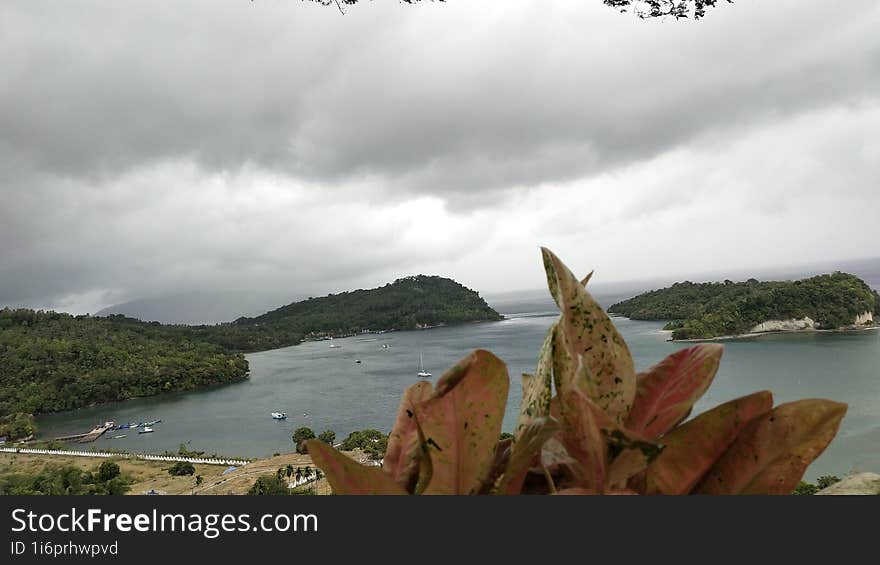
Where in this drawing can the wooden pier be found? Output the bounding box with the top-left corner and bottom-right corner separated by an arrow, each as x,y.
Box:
54,422 -> 116,443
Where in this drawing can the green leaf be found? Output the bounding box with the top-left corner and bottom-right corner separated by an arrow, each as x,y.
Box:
306,440 -> 408,495
694,399 -> 847,494
541,247 -> 635,426
414,349 -> 510,494
644,391 -> 773,495
515,323 -> 555,442
626,344 -> 723,439
383,380 -> 433,492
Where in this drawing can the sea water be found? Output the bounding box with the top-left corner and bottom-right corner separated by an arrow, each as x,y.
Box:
36,288 -> 880,482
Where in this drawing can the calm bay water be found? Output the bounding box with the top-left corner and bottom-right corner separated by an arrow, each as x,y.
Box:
36,290 -> 880,482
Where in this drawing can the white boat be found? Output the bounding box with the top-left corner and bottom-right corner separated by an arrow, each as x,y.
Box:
113,434 -> 127,439
417,352 -> 432,378
271,412 -> 288,420
138,427 -> 154,434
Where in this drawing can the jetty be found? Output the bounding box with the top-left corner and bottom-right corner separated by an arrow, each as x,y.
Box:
53,421 -> 116,443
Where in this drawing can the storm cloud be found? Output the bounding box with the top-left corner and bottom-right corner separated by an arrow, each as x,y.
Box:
2,0 -> 879,317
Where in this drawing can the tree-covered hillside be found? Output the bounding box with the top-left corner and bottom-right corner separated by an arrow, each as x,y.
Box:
608,272 -> 877,340
233,275 -> 503,344
0,275 -> 501,432
0,309 -> 249,430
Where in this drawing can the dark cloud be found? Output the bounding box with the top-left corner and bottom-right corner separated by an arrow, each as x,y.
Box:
1,0 -> 879,316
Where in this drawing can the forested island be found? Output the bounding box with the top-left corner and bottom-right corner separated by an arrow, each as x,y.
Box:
608,272 -> 879,341
0,275 -> 501,437
230,275 -> 503,348
0,309 -> 250,439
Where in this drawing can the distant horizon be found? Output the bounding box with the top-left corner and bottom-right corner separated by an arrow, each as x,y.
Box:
5,254 -> 876,326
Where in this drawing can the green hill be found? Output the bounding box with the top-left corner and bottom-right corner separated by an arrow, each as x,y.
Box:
0,275 -> 502,433
232,274 -> 503,344
608,272 -> 879,340
174,275 -> 503,352
0,309 -> 249,437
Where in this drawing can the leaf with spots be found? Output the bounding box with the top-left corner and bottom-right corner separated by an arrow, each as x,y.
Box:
627,344 -> 723,440
478,437 -> 513,494
414,349 -> 510,494
694,399 -> 847,495
383,380 -> 433,492
515,323 -> 555,442
306,439 -> 408,495
644,391 -> 773,495
541,247 -> 635,426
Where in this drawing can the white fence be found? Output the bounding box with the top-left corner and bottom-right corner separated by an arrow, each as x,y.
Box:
0,447 -> 249,467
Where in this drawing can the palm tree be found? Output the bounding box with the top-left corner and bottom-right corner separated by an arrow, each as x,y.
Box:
285,464 -> 294,480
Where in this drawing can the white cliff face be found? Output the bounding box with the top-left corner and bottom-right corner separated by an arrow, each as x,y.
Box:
854,311 -> 874,325
749,317 -> 817,333
750,312 -> 873,333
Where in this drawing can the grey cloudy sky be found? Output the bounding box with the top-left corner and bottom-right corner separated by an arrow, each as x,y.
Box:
2,0 -> 879,317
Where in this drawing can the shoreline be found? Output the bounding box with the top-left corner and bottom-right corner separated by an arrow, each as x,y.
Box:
668,324 -> 880,343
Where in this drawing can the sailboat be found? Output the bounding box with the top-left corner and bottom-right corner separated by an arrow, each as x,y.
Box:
417,352 -> 432,378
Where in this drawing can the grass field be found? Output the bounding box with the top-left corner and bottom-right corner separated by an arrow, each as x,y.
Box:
0,449 -> 371,495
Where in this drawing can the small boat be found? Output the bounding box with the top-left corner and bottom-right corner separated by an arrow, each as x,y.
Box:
138,427 -> 154,434
417,352 -> 432,378
113,434 -> 127,439
144,419 -> 162,426
355,359 -> 362,364
329,344 -> 341,348
381,344 -> 389,349
271,412 -> 288,420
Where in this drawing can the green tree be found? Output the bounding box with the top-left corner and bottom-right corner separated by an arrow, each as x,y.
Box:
293,427 -> 316,453
317,429 -> 336,445
168,461 -> 195,476
248,475 -> 288,495
816,475 -> 841,490
97,460 -> 120,482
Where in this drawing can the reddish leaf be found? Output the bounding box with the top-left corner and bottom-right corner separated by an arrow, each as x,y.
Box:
540,435 -> 577,471
478,438 -> 514,494
306,440 -> 408,495
559,387 -> 610,491
555,487 -> 599,495
627,344 -> 724,439
497,417 -> 560,494
383,381 -> 433,492
542,247 -> 635,426
606,447 -> 653,491
644,391 -> 773,495
694,399 -> 847,495
415,349 -> 510,494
